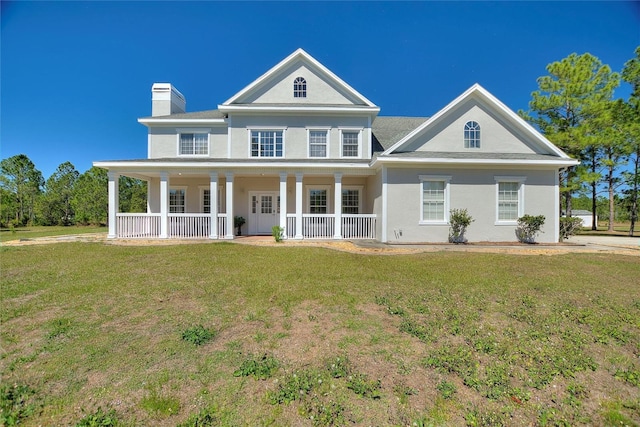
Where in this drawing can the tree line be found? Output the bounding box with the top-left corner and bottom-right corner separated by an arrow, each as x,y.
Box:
520,47 -> 640,236
0,158 -> 146,228
1,49 -> 638,233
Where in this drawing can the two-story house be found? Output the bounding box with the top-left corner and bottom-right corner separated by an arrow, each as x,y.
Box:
94,48 -> 578,243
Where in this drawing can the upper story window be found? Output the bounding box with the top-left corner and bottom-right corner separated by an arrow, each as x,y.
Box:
294,77 -> 307,98
341,130 -> 360,158
179,133 -> 208,155
250,130 -> 284,158
464,121 -> 481,148
308,129 -> 328,158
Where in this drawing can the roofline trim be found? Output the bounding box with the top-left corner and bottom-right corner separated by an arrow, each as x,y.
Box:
93,160 -> 374,170
217,104 -> 380,114
382,83 -> 572,159
372,156 -> 580,167
138,118 -> 227,126
221,48 -> 378,108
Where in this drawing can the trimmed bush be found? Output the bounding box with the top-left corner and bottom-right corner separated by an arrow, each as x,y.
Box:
516,214 -> 545,243
448,208 -> 474,243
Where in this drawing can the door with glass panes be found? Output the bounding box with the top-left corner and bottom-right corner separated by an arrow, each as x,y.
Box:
248,192 -> 279,235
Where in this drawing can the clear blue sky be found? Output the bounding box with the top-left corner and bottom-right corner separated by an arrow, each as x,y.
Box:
2,1 -> 639,179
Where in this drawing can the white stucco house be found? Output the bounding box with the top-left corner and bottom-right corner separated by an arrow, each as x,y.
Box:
94,48 -> 578,243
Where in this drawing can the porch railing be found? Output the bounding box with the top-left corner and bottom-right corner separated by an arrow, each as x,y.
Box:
168,214 -> 211,238
342,214 -> 377,239
116,212 -> 375,240
116,213 -> 161,238
217,213 -> 228,237
285,213 -> 376,239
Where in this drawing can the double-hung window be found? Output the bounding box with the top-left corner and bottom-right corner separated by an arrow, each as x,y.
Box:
308,130 -> 328,158
464,121 -> 481,148
200,187 -> 224,214
169,188 -> 186,213
419,175 -> 451,224
179,133 -> 208,156
341,130 -> 360,158
342,188 -> 360,214
495,177 -> 525,223
250,130 -> 284,158
309,189 -> 328,214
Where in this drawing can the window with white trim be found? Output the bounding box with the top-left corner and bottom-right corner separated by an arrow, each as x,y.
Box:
308,130 -> 328,158
495,177 -> 525,222
179,133 -> 209,155
464,121 -> 480,148
341,130 -> 360,157
169,188 -> 186,213
309,189 -> 328,214
200,186 -> 224,213
342,188 -> 360,214
419,175 -> 451,224
250,130 -> 284,158
294,77 -> 307,98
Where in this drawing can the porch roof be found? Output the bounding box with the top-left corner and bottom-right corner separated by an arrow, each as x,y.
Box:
94,157 -> 376,179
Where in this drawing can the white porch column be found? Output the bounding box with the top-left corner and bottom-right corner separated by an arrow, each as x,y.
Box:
107,171 -> 119,238
295,172 -> 303,239
333,172 -> 342,239
225,172 -> 234,239
160,172 -> 169,238
209,172 -> 218,239
279,172 -> 288,239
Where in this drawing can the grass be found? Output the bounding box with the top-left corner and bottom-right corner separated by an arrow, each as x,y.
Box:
0,225 -> 106,242
1,242 -> 639,426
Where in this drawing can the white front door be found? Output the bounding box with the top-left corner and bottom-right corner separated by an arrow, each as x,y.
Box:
249,192 -> 279,235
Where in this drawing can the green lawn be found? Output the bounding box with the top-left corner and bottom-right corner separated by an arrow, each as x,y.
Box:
1,243 -> 639,426
0,225 -> 107,242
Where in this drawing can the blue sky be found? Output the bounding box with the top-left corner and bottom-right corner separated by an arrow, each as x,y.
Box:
2,1 -> 639,179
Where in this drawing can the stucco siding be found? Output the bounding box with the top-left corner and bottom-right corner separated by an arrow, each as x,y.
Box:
148,127 -> 228,159
239,63 -> 360,105
229,115 -> 370,160
385,167 -> 558,243
407,99 -> 540,155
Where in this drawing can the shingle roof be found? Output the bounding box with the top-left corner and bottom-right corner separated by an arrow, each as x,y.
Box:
371,116 -> 429,152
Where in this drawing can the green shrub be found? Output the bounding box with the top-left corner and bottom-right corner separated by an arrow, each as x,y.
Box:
559,216 -> 583,240
75,407 -> 118,426
448,208 -> 474,243
272,225 -> 284,242
181,325 -> 215,346
516,214 -> 545,243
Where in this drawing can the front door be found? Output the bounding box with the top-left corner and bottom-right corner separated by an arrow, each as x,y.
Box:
249,192 -> 279,235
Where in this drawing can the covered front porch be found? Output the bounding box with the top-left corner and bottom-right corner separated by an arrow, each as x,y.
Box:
106,170 -> 378,240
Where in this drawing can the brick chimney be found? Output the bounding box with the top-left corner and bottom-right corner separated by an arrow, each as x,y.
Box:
151,83 -> 186,117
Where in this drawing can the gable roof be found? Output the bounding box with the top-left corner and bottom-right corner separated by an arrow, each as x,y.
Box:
220,48 -> 378,111
382,83 -> 575,160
